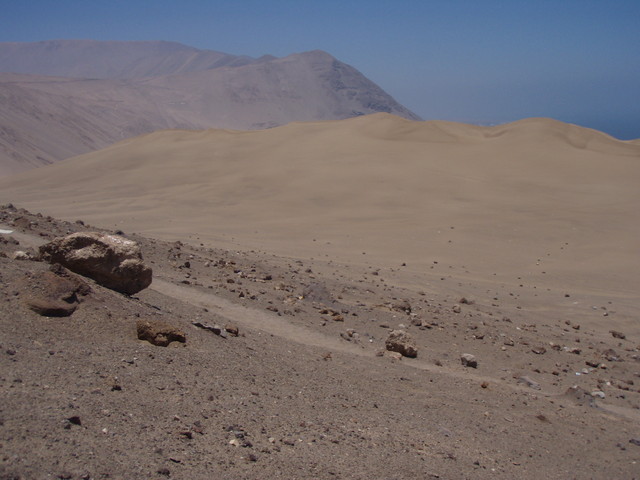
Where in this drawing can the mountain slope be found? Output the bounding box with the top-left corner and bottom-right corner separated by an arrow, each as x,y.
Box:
0,41 -> 420,175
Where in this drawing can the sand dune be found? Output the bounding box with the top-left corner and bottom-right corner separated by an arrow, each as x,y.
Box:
2,114 -> 638,303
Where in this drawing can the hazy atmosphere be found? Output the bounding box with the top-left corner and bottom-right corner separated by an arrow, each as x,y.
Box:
2,0 -> 639,139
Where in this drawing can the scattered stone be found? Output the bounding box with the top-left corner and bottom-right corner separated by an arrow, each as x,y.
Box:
302,282 -> 333,304
460,353 -> 478,368
11,250 -> 36,261
590,390 -> 606,399
518,376 -> 541,390
563,386 -> 597,407
137,319 -> 186,347
391,299 -> 412,314
602,349 -> 621,362
610,330 -> 626,340
531,346 -> 547,355
225,324 -> 239,336
192,322 -> 228,338
630,438 -> 640,447
452,304 -> 461,314
67,416 -> 82,426
384,351 -> 403,361
385,330 -> 418,358
39,232 -> 152,295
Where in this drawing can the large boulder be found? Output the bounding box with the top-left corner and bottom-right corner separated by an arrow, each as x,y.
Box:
39,232 -> 152,294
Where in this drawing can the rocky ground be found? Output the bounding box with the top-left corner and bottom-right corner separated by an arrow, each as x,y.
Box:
1,204 -> 639,479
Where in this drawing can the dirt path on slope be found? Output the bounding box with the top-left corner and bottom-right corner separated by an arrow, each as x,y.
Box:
151,277 -> 372,356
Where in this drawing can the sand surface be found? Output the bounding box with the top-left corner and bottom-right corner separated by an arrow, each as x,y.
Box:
1,114 -> 638,326
1,115 -> 639,478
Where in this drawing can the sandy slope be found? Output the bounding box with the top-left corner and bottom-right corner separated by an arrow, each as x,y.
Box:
1,114 -> 638,301
2,43 -> 639,480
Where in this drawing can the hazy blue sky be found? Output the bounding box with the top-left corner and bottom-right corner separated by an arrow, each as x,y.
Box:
2,0 -> 639,138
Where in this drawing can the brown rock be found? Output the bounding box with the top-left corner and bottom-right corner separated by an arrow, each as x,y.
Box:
610,330 -> 626,340
225,324 -> 239,336
39,232 -> 152,294
137,319 -> 186,347
391,299 -> 412,314
460,353 -> 478,368
17,265 -> 91,317
385,329 -> 418,358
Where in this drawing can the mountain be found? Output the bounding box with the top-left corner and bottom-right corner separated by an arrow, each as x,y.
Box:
0,40 -> 420,175
0,39 -> 261,78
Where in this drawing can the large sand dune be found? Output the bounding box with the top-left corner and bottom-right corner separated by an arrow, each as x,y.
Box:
2,113 -> 638,302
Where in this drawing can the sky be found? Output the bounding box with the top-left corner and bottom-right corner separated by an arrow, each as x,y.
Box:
2,0 -> 639,139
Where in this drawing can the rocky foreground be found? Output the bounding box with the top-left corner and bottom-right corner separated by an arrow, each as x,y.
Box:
1,204 -> 639,479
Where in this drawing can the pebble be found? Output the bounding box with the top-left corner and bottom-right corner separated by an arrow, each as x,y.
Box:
460,353 -> 478,368
518,376 -> 541,390
609,330 -> 626,340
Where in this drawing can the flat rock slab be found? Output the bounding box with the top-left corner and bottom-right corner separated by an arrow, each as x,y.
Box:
15,265 -> 91,317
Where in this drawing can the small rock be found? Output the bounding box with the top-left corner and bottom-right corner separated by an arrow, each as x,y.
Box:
384,351 -> 403,361
385,330 -> 418,358
610,330 -> 626,340
67,416 -> 82,426
518,376 -> 541,390
602,349 -> 621,362
225,324 -> 239,336
452,304 -> 461,314
137,319 -> 186,347
11,250 -> 35,261
590,390 -> 606,399
531,346 -> 546,355
460,353 -> 477,368
391,299 -> 412,314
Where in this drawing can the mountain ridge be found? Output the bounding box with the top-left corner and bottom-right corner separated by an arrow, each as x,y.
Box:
0,40 -> 420,175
